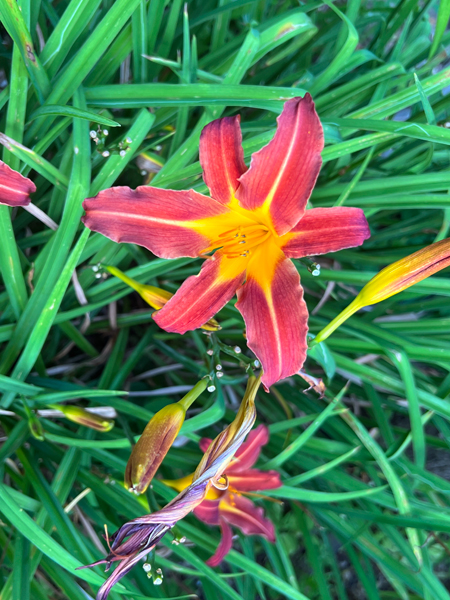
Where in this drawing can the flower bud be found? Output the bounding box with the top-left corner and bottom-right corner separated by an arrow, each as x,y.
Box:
315,238 -> 450,343
125,403 -> 185,495
49,404 -> 114,432
125,379 -> 208,494
105,265 -> 221,331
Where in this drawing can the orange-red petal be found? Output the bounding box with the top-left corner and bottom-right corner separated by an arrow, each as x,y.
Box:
281,207 -> 370,258
153,250 -> 249,334
228,424 -> 268,471
206,518 -> 233,567
236,240 -> 308,390
194,499 -> 221,525
235,95 -> 323,236
82,186 -> 231,259
0,160 -> 35,207
227,469 -> 282,491
219,494 -> 275,541
200,116 -> 247,206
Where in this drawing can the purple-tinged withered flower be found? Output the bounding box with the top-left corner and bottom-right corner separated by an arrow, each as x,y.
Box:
78,375 -> 260,600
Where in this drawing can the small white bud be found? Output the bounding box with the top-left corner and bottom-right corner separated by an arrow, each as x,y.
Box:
215,364 -> 222,371
216,372 -> 223,378
253,360 -> 260,368
103,129 -> 109,136
119,150 -> 126,157
143,563 -> 152,573
207,385 -> 216,393
126,137 -> 132,144
206,349 -> 214,356
233,346 -> 241,354
90,130 -> 97,138
102,150 -> 110,157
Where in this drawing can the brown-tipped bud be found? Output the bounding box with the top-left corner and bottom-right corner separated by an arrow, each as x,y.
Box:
125,403 -> 186,495
125,379 -> 208,494
50,404 -> 115,432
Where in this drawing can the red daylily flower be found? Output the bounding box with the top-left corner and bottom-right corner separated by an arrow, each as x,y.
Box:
0,159 -> 35,206
164,423 -> 282,566
82,95 -> 370,388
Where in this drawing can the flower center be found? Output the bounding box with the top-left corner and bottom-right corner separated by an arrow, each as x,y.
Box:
200,224 -> 271,258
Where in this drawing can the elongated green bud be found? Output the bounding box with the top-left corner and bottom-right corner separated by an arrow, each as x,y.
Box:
49,404 -> 114,432
314,238 -> 450,344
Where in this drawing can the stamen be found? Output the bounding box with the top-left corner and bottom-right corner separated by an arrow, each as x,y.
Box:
200,224 -> 271,256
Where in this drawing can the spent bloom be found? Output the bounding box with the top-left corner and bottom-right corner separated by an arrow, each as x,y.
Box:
315,237 -> 450,343
79,376 -> 260,600
83,96 -> 370,389
0,159 -> 35,206
164,423 -> 281,566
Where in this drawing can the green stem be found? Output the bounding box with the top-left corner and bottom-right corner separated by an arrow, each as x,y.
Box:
314,297 -> 362,344
178,379 -> 209,411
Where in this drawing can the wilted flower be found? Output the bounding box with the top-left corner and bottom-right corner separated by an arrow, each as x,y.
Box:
315,237 -> 450,343
79,376 -> 260,600
105,265 -> 220,331
48,404 -> 114,432
164,424 -> 281,565
0,159 -> 35,206
82,96 -> 370,389
125,379 -> 208,495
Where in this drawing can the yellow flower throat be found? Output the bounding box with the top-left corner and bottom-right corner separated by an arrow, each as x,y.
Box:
201,223 -> 272,258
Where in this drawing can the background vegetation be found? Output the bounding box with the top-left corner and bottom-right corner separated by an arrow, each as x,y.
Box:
2,0 -> 450,599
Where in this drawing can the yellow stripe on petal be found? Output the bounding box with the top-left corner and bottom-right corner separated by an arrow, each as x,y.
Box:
236,240 -> 309,389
